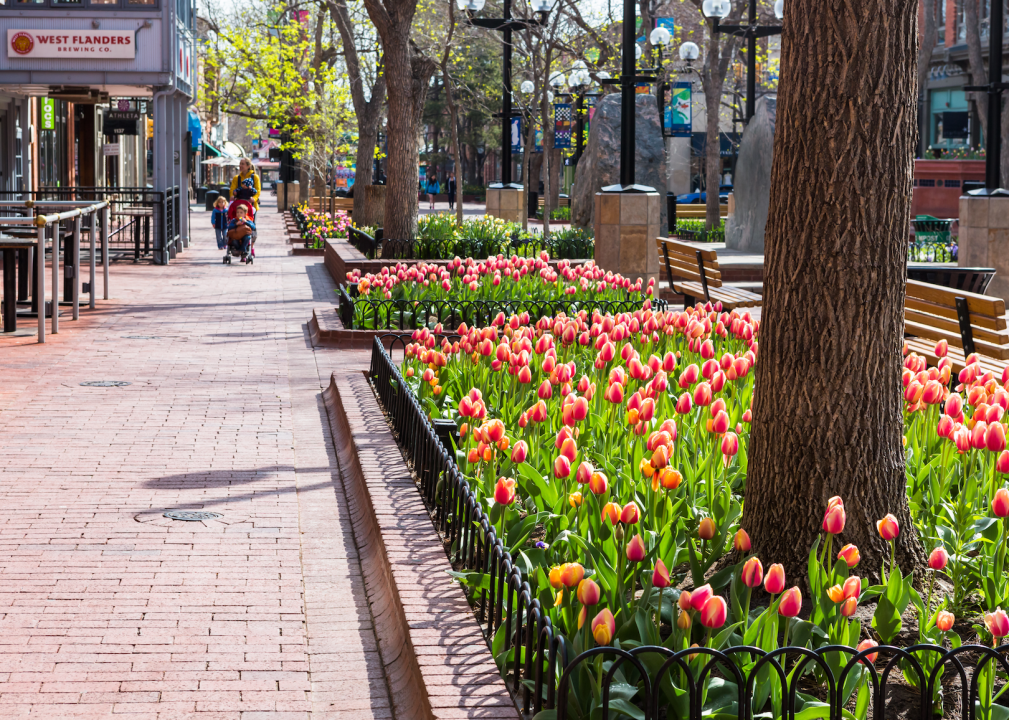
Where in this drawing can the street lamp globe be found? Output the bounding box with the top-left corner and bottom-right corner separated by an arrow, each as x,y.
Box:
649,26 -> 672,47
455,0 -> 486,11
635,43 -> 643,60
520,80 -> 535,94
571,60 -> 588,72
546,90 -> 554,102
597,71 -> 611,81
773,0 -> 783,19
549,72 -> 566,89
701,0 -> 731,18
679,41 -> 700,61
529,0 -> 554,12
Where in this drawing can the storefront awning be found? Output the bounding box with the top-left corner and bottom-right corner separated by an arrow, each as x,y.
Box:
203,141 -> 223,157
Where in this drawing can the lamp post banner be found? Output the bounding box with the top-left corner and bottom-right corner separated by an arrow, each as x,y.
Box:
666,82 -> 692,137
8,29 -> 137,59
554,103 -> 572,149
511,116 -> 522,152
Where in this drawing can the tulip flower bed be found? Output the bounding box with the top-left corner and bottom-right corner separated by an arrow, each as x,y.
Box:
341,255 -> 653,331
292,203 -> 353,248
375,308 -> 1009,719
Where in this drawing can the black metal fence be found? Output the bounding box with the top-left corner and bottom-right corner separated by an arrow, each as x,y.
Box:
344,228 -> 592,262
341,287 -> 659,330
0,187 -> 180,263
369,334 -> 1009,720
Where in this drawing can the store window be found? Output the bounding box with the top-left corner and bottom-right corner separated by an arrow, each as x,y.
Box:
930,88 -> 971,150
938,0 -> 946,44
0,0 -> 157,8
38,98 -> 68,188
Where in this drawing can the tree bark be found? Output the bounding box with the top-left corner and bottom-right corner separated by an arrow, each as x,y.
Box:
965,0 -> 989,143
742,0 -> 926,584
328,0 -> 387,224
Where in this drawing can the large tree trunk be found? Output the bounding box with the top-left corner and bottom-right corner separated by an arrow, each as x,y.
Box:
703,53 -> 723,229
383,36 -> 416,239
743,0 -> 926,584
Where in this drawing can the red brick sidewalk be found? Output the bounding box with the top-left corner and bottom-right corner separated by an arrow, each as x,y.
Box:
0,197 -> 388,718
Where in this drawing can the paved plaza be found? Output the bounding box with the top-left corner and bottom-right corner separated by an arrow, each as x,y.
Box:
0,200 -> 389,718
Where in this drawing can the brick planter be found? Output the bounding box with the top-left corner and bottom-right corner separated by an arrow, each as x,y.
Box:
323,371 -> 520,719
310,307 -> 392,349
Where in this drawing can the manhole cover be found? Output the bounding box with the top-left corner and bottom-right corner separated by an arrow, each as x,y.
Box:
80,380 -> 131,387
163,511 -> 222,522
122,335 -> 161,340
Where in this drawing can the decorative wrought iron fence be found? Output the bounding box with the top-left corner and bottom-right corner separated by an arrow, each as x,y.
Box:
369,335 -> 1009,720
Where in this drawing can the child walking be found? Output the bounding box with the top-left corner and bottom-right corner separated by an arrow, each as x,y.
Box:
211,197 -> 228,250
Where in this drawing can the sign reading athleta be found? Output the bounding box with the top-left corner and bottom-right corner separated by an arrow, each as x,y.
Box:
7,30 -> 136,59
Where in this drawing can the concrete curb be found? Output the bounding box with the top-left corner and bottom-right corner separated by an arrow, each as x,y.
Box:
322,372 -> 520,720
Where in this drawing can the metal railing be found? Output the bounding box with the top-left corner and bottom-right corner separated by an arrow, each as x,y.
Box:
0,188 -> 180,264
341,287 -> 658,330
369,334 -> 1009,719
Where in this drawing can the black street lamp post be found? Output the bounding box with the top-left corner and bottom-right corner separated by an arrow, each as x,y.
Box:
965,0 -> 1007,192
703,0 -> 783,124
459,0 -> 553,189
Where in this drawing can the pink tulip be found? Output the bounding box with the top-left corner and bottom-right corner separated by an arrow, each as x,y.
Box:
822,504 -> 845,534
985,607 -> 1009,639
741,557 -> 763,588
945,393 -> 963,418
575,461 -> 593,485
928,546 -> 949,571
510,441 -> 528,464
652,559 -> 671,589
843,576 -> 861,600
840,597 -> 858,617
675,392 -> 693,415
553,455 -> 571,479
778,587 -> 802,617
700,596 -> 727,628
998,451 -> 1009,475
764,564 -> 785,594
620,502 -> 640,525
591,608 -> 616,645
494,478 -> 516,506
988,422 -> 1007,453
937,414 -> 955,439
857,639 -> 878,664
721,432 -> 739,458
693,382 -> 713,407
689,584 -> 713,612
877,514 -> 900,540
626,534 -> 646,563
992,488 -> 1009,518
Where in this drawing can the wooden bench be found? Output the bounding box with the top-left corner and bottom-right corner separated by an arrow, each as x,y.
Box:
655,237 -> 762,311
675,204 -> 729,220
904,278 -> 1009,375
537,196 -> 570,208
907,266 -> 995,295
308,196 -> 354,216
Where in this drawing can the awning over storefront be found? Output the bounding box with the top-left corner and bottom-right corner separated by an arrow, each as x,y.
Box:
203,141 -> 223,157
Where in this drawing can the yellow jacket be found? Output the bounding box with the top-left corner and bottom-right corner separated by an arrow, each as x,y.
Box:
230,168 -> 261,209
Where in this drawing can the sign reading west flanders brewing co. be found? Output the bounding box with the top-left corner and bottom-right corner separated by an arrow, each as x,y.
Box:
8,30 -> 136,59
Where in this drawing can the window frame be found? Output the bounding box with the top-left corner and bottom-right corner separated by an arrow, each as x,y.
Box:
3,0 -> 159,10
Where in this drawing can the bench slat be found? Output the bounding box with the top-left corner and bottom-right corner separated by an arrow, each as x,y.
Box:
905,307 -> 1009,346
906,279 -> 1006,320
904,319 -> 1009,360
660,255 -> 723,283
657,237 -> 720,263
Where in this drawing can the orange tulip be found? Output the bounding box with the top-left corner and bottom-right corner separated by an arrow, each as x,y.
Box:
826,585 -> 845,603
698,517 -> 716,540
733,529 -> 751,552
678,590 -> 692,611
936,610 -> 955,632
840,597 -> 858,617
660,468 -> 683,490
559,562 -> 585,588
677,608 -> 691,630
876,514 -> 900,540
568,492 -> 583,508
588,471 -> 609,495
591,608 -> 616,645
548,566 -> 563,590
857,639 -> 878,664
601,502 -> 621,525
576,578 -> 600,606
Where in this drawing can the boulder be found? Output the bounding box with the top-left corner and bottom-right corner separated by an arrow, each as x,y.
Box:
572,93 -> 668,236
725,96 -> 777,253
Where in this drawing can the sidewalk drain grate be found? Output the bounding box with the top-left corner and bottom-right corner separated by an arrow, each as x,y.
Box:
163,511 -> 222,522
122,335 -> 161,340
80,381 -> 132,387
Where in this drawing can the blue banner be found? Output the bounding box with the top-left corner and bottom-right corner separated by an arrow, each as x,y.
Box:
666,82 -> 692,138
511,117 -> 522,152
554,103 -> 572,149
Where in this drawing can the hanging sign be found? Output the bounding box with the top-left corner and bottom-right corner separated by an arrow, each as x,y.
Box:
665,82 -> 692,138
40,98 -> 55,130
511,116 -> 522,151
554,103 -> 572,149
8,29 -> 136,59
104,110 -> 140,137
103,142 -> 120,156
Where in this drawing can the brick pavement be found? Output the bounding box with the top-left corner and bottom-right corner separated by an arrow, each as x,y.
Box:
0,198 -> 391,719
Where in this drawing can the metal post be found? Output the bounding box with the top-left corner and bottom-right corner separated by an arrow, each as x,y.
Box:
73,214 -> 81,321
746,0 -> 757,123
37,224 -> 45,342
2,249 -> 14,332
501,0 -> 513,185
988,0 -> 1004,189
102,205 -> 109,299
618,0 -> 636,188
573,93 -> 584,166
51,220 -> 59,334
89,209 -> 96,310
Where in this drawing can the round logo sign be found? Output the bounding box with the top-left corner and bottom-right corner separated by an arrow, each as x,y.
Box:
10,32 -> 33,56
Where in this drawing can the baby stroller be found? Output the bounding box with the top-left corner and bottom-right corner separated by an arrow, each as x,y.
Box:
224,197 -> 257,265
